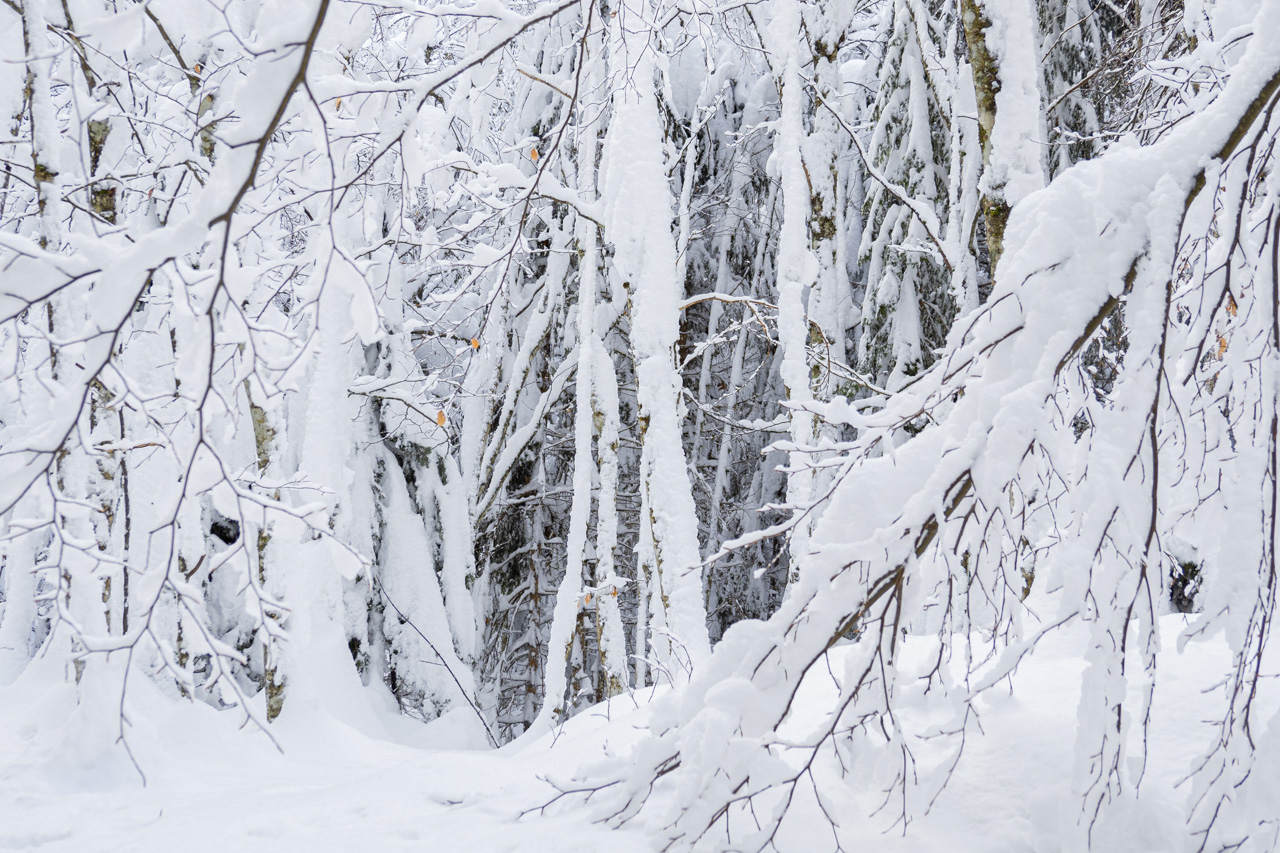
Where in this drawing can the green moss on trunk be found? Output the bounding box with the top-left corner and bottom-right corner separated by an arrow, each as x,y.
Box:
960,0 -> 1009,271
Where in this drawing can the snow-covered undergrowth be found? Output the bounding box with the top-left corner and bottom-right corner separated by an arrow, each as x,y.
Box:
3,613 -> 1270,852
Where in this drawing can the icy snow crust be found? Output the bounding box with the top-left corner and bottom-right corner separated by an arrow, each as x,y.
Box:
0,616 -> 1271,851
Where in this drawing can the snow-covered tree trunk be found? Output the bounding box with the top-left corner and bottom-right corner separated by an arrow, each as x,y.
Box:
960,0 -> 1046,270
603,0 -> 710,684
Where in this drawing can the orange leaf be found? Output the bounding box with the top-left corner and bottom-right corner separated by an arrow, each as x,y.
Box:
584,593 -> 592,604
530,147 -> 539,162
436,410 -> 446,426
1217,334 -> 1229,358
1227,294 -> 1238,317
471,338 -> 480,349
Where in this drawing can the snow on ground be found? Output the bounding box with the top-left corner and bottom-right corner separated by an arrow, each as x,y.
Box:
0,649 -> 656,853
0,614 -> 1271,852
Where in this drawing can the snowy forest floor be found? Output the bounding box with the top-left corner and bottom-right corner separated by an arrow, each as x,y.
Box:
1,614 -> 1272,853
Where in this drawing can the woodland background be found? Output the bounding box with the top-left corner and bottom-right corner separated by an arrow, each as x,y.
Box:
1,0 -> 1279,848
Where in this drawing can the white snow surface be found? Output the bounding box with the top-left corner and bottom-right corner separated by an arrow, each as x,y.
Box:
1,614 -> 1269,852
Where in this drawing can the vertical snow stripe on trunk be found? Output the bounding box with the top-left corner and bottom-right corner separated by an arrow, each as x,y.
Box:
603,0 -> 710,682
